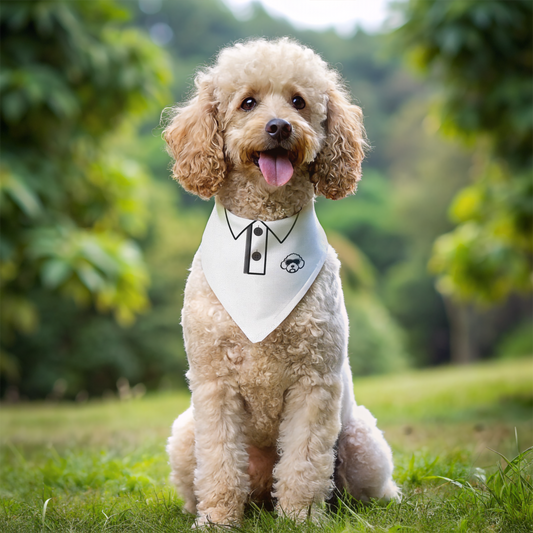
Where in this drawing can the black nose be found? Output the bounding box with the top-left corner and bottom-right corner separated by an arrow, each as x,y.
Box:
265,118 -> 292,141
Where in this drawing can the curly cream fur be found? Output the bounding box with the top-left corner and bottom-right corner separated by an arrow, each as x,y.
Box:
164,38 -> 398,526
310,88 -> 367,200
164,78 -> 226,199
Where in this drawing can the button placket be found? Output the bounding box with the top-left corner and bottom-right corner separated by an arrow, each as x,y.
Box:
246,222 -> 267,275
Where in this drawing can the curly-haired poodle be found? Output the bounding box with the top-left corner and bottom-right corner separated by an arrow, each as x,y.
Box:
164,38 -> 399,526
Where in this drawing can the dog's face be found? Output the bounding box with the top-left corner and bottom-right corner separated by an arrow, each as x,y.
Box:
222,87 -> 324,188
164,38 -> 366,200
214,43 -> 330,188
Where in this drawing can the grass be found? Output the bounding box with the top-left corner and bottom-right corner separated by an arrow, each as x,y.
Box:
1,357 -> 532,532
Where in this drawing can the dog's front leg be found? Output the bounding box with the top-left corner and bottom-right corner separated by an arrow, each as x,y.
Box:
191,377 -> 249,526
273,377 -> 342,521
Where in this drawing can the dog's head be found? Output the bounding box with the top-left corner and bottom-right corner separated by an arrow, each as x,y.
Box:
164,38 -> 366,200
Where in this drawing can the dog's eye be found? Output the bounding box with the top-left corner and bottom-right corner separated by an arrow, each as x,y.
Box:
292,96 -> 305,110
241,97 -> 257,111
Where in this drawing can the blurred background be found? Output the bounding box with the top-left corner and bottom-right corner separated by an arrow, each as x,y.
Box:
1,0 -> 531,401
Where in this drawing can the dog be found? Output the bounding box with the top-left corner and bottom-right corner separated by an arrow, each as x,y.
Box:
164,38 -> 399,526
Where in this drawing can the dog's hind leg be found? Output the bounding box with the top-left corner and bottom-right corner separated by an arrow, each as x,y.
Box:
167,406 -> 197,514
335,362 -> 399,502
335,405 -> 399,502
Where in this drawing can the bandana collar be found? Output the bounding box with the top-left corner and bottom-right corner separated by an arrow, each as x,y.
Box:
225,207 -> 298,244
199,198 -> 329,343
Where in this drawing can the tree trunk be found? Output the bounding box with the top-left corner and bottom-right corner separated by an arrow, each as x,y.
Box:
444,298 -> 478,364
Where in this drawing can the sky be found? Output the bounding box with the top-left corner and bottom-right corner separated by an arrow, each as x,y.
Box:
221,0 -> 401,36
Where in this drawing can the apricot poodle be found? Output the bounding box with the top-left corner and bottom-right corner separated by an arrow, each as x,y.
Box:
164,38 -> 399,526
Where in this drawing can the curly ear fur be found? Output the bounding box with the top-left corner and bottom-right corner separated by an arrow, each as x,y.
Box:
310,87 -> 367,200
163,77 -> 225,199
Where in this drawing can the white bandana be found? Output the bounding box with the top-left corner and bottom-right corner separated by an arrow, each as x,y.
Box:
199,199 -> 329,343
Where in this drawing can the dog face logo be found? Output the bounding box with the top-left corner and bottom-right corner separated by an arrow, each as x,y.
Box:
280,253 -> 305,273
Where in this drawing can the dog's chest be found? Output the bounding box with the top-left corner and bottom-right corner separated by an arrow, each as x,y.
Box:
232,346 -> 290,446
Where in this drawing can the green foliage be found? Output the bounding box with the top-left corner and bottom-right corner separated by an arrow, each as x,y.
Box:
345,292 -> 409,376
430,162 -> 532,303
484,446 -> 533,525
384,258 -> 448,365
398,0 -> 532,166
0,0 -> 170,336
6,182 -> 200,399
317,170 -> 406,273
327,231 -> 410,375
495,320 -> 533,359
428,445 -> 533,529
396,0 -> 533,304
382,99 -> 473,363
0,0 -> 171,395
431,220 -> 530,304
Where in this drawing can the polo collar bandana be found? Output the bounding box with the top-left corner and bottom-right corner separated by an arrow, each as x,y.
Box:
199,198 -> 329,343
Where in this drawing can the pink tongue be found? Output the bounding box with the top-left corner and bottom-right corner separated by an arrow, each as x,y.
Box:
258,152 -> 293,186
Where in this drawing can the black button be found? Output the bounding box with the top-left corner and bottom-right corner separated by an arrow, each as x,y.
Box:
254,227 -> 263,236
252,252 -> 262,261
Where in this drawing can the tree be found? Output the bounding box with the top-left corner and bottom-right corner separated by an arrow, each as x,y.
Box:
396,0 -> 532,306
0,0 -> 170,392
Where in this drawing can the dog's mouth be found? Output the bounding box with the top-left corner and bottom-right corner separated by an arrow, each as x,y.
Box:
252,148 -> 295,187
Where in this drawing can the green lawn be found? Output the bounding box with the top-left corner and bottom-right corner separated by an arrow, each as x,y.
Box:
1,357 -> 532,532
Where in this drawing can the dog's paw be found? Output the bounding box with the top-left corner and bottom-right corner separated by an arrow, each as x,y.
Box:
380,479 -> 402,503
193,508 -> 241,529
276,502 -> 326,525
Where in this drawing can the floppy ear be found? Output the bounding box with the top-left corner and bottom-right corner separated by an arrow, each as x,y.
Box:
310,86 -> 367,200
163,77 -> 226,199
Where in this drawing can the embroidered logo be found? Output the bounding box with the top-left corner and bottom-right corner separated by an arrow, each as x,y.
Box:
280,253 -> 305,273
